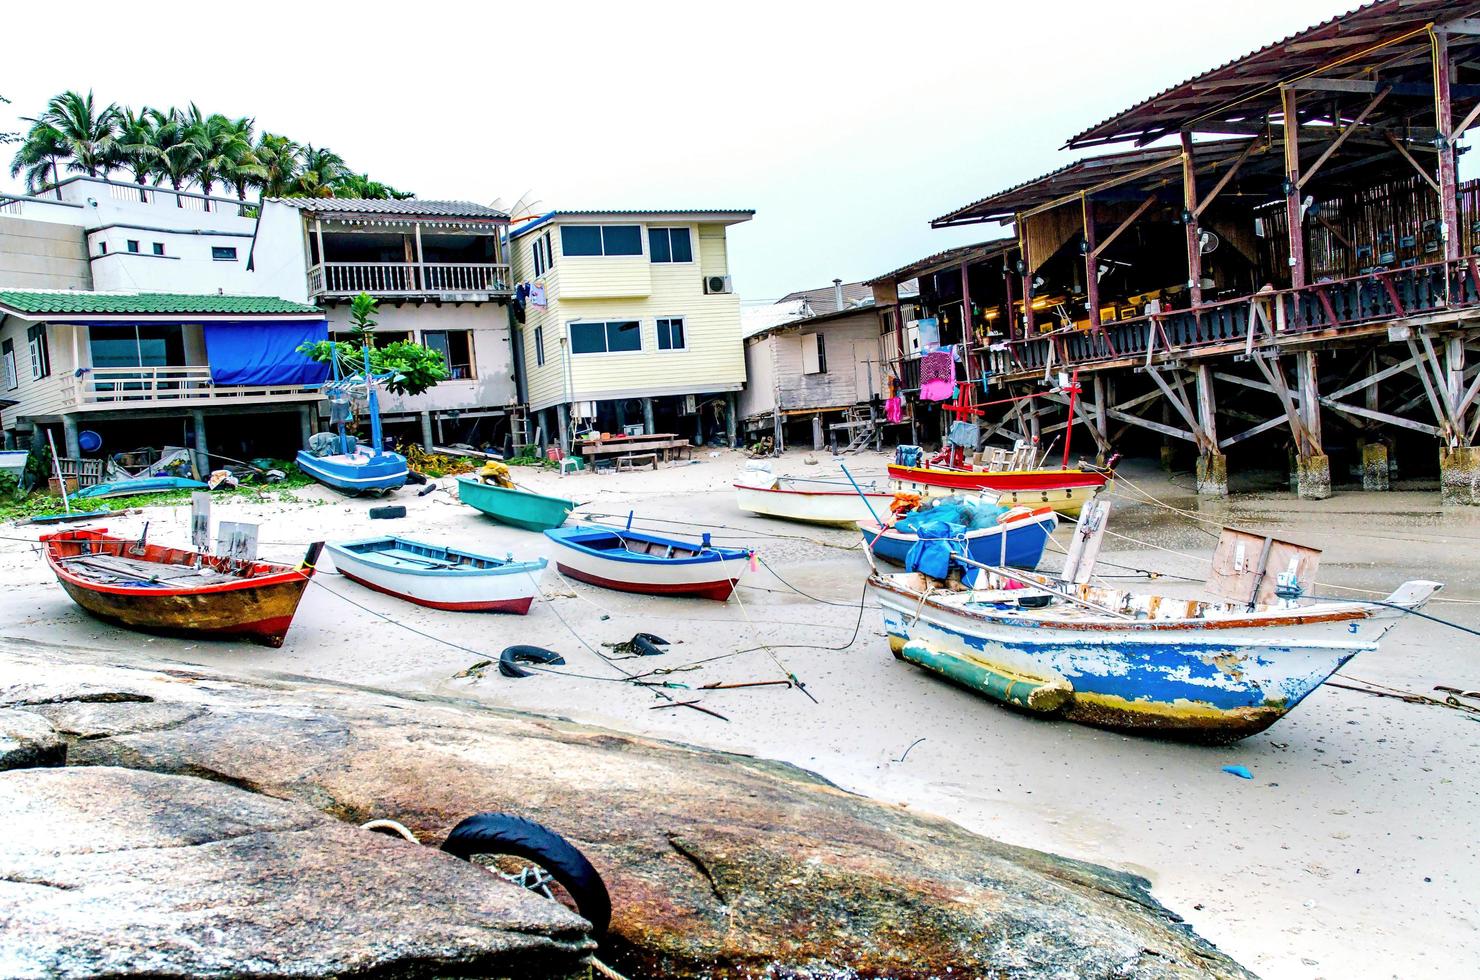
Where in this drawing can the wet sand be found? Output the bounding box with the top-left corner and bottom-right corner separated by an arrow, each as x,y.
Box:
3,451 -> 1477,978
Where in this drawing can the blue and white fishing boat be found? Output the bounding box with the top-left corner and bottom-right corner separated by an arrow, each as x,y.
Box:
296,343 -> 408,495
869,567 -> 1441,743
326,536 -> 546,614
859,503 -> 1057,571
544,524 -> 752,601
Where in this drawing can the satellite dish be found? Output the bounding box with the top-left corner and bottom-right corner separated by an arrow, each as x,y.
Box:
1199,230 -> 1221,254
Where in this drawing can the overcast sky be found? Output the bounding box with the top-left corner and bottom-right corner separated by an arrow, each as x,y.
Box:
0,0 -> 1445,301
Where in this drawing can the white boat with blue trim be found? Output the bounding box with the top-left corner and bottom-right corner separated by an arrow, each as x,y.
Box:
544,525 -> 751,601
869,568 -> 1442,743
326,536 -> 546,614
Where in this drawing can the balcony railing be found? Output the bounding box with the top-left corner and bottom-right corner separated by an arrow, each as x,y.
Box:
64,366 -> 319,407
308,261 -> 511,298
986,256 -> 1480,378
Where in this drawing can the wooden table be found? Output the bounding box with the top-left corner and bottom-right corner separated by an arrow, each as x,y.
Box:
578,434 -> 693,464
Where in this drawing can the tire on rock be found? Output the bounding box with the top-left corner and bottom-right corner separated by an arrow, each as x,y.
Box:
441,812 -> 611,934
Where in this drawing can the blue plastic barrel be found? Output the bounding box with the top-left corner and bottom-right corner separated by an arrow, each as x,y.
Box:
78,430 -> 103,453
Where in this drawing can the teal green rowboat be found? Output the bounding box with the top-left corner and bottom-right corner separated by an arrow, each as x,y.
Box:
456,477 -> 575,531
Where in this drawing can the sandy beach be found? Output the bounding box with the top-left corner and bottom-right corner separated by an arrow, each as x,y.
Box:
3,451 -> 1477,979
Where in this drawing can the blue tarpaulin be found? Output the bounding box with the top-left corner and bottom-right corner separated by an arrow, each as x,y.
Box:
203,320 -> 330,386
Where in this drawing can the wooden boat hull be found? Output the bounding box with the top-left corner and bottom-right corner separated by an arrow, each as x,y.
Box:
544,527 -> 750,601
734,482 -> 894,527
869,575 -> 1433,743
457,477 -> 574,531
325,538 -> 545,614
296,449 -> 408,495
859,508 -> 1057,571
42,530 -> 315,648
887,464 -> 1109,517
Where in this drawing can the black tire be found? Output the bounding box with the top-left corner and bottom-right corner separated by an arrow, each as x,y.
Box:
498,645 -> 566,678
441,813 -> 611,933
369,504 -> 407,520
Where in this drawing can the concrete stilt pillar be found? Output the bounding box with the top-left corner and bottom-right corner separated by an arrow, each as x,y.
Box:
555,404 -> 570,455
615,401 -> 627,432
724,393 -> 737,448
641,397 -> 655,435
298,405 -> 314,449
1361,442 -> 1390,491
62,415 -> 81,459
1196,452 -> 1228,497
537,409 -> 550,451
772,410 -> 783,454
189,410 -> 208,480
419,412 -> 435,451
812,414 -> 824,451
1440,446 -> 1480,506
1296,453 -> 1331,500
693,405 -> 703,445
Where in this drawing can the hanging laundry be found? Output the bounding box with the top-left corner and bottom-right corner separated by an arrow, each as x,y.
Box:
885,396 -> 903,424
915,317 -> 940,352
919,350 -> 956,401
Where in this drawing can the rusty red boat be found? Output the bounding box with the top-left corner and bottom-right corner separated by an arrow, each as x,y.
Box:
41,528 -> 322,647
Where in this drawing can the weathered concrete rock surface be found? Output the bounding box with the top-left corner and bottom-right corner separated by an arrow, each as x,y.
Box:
0,647 -> 1256,979
0,707 -> 65,770
0,766 -> 593,979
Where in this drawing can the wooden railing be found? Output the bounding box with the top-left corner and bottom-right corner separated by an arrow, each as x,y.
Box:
309,261 -> 511,297
986,257 -> 1480,377
64,366 -> 319,406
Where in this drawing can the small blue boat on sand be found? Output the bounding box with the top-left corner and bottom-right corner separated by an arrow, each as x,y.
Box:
74,476 -> 208,500
544,524 -> 752,601
859,499 -> 1058,573
297,341 -> 408,495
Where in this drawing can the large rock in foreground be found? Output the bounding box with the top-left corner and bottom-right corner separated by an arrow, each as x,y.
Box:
1,647 -> 1254,979
0,766 -> 593,979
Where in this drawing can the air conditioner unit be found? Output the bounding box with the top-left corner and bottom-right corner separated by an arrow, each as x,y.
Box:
703,275 -> 732,294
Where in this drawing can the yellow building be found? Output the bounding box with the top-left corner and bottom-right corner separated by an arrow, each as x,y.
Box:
508,209 -> 753,448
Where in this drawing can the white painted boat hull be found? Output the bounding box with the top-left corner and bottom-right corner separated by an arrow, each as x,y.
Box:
734,482 -> 893,527
327,547 -> 545,614
546,537 -> 750,600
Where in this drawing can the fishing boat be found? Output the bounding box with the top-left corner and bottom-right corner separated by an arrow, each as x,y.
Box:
297,342 -> 408,495
869,567 -> 1442,743
544,525 -> 750,600
457,477 -> 574,531
325,536 -> 546,614
40,528 -> 322,647
73,476 -> 208,500
887,463 -> 1111,517
734,469 -> 894,528
859,504 -> 1057,571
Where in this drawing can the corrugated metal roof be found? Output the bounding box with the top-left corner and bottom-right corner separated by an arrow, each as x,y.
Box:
269,198 -> 509,219
0,290 -> 322,317
866,239 -> 1016,286
1067,0 -> 1480,148
777,282 -> 874,315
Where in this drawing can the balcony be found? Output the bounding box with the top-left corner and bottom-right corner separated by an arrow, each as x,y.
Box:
308,261 -> 512,301
62,366 -> 320,411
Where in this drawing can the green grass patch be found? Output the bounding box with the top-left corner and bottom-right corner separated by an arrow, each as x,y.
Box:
0,471 -> 321,523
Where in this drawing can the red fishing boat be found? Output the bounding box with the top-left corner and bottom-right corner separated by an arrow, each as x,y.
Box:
887,462 -> 1113,517
41,529 -> 322,647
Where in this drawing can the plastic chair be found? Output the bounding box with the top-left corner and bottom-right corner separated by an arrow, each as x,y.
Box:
559,457 -> 581,477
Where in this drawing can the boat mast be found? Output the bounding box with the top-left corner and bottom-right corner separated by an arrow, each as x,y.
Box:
363,342 -> 383,459
332,344 -> 349,456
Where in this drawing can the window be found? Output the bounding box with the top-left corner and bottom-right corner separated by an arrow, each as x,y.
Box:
2,340 -> 15,391
534,325 -> 546,367
543,231 -> 554,270
802,332 -> 827,374
212,246 -> 238,261
560,224 -> 642,257
151,242 -> 165,256
422,330 -> 475,380
532,235 -> 549,276
656,317 -> 686,351
648,227 -> 693,263
126,240 -> 140,253
569,320 -> 641,355
89,325 -> 186,369
27,325 -> 50,380
98,241 -> 107,255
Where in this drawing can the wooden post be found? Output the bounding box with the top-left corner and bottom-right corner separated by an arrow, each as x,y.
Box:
1002,254 -> 1017,341
1434,28 -> 1460,263
960,259 -> 974,344
1281,86 -> 1307,289
1296,351 -> 1322,453
1181,132 -> 1203,306
413,223 -> 426,291
1082,195 -> 1100,329
313,218 -> 325,278
1092,373 -> 1109,457
1022,268 -> 1036,336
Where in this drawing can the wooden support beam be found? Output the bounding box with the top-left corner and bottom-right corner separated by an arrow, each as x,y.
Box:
1407,335 -> 1457,437
1281,86 -> 1307,289
1194,139 -> 1261,216
1298,89 -> 1389,189
1325,353 -> 1422,401
1195,364 -> 1218,450
1321,399 -> 1442,436
1082,195 -> 1100,330
1251,353 -> 1316,456
1296,351 -> 1323,453
1019,155 -> 1181,221
1439,18 -> 1480,35
1220,414 -> 1289,450
1434,28 -> 1461,263
1384,132 -> 1442,194
1180,133 -> 1203,306
1091,193 -> 1159,258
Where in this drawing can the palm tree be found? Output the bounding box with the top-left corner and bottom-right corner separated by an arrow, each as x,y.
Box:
290,144 -> 347,198
113,106 -> 162,199
213,116 -> 265,201
0,94 -> 16,147
331,173 -> 414,200
151,108 -> 201,201
25,90 -> 119,179
9,122 -> 67,197
251,132 -> 303,198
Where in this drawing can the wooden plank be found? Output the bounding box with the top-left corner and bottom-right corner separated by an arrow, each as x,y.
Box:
1298,89 -> 1389,188
1319,399 -> 1442,436
1219,414 -> 1288,450
1384,132 -> 1442,194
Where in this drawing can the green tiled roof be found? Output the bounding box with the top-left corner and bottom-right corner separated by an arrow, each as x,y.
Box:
0,291 -> 322,316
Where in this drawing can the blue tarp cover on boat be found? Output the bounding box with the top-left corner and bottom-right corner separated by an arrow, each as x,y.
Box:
203,320 -> 330,386
898,496 -> 1010,578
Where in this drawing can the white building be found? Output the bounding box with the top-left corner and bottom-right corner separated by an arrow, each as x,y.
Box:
250,198 -> 520,450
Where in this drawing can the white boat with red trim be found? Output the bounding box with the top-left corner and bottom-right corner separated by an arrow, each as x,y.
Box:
734,469 -> 893,527
543,525 -> 750,601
